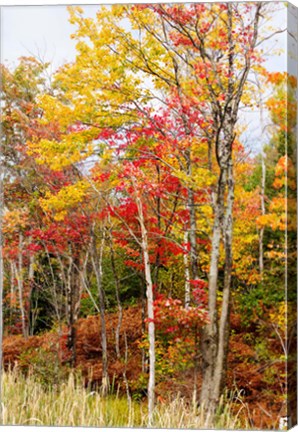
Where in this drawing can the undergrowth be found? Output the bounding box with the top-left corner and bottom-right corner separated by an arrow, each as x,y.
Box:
1,369 -> 249,428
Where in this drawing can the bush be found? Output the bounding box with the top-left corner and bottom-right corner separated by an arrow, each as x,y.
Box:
19,346 -> 70,389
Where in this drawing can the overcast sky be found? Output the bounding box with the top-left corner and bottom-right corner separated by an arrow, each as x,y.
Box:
0,2 -> 292,154
1,5 -> 99,70
1,3 -> 288,69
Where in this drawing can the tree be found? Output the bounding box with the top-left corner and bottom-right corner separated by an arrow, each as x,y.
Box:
27,1 -> 273,416
0,57 -> 63,337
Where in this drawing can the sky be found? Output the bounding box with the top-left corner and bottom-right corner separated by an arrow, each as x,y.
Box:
1,5 -> 99,70
0,2 -> 293,153
1,3 -> 288,70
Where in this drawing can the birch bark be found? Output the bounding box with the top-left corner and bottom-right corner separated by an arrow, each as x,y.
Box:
135,193 -> 155,425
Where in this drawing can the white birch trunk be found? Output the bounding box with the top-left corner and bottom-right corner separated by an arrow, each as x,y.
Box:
259,89 -> 266,276
91,233 -> 109,395
28,250 -> 35,335
15,233 -> 27,338
136,194 -> 155,426
183,230 -> 191,309
110,237 -> 123,359
259,156 -> 266,275
213,160 -> 234,401
9,261 -> 15,328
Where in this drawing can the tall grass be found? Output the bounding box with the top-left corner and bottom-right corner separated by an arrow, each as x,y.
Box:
1,369 -> 248,428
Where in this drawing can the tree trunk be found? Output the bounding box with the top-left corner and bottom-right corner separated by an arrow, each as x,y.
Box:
45,246 -> 62,325
66,254 -> 76,366
200,206 -> 222,406
192,328 -> 199,407
27,251 -> 35,335
15,232 -> 27,338
259,86 -> 266,276
72,256 -> 82,364
188,187 -> 199,281
199,0 -> 262,406
9,261 -> 15,330
140,278 -> 147,374
213,160 -> 234,401
186,154 -> 199,282
154,163 -> 162,287
200,145 -> 235,410
65,251 -> 82,366
91,234 -> 109,395
174,63 -> 199,283
259,145 -> 266,275
183,230 -> 191,309
136,194 -> 155,426
109,233 -> 122,359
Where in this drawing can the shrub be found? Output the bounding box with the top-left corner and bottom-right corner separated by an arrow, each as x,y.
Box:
19,346 -> 70,389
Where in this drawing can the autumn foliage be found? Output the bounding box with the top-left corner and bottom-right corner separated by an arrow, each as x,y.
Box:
0,2 -> 296,430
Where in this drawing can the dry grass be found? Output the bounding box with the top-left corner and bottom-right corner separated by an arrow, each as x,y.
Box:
1,369 -> 248,428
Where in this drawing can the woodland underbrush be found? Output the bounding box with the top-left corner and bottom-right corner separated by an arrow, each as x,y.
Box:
2,306 -> 286,429
1,368 -> 248,429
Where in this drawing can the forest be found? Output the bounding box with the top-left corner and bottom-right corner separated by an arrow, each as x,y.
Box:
0,2 -> 296,429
